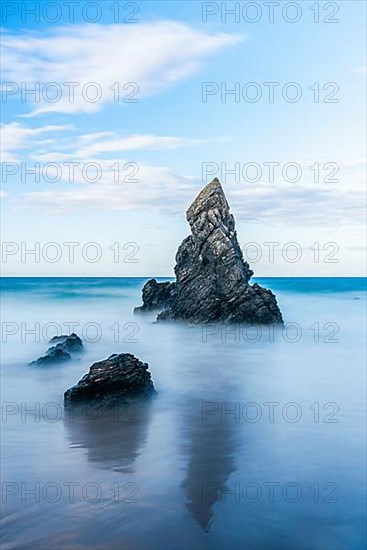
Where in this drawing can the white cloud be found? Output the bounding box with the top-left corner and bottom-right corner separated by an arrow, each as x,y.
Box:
3,123 -> 365,227
20,163 -> 197,215
230,182 -> 366,226
1,22 -> 242,116
0,122 -> 70,162
74,134 -> 212,158
0,122 -> 228,164
0,123 -> 221,210
18,164 -> 366,226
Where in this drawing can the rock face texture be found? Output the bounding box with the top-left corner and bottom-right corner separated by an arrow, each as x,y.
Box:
30,333 -> 84,365
49,333 -> 84,353
135,178 -> 283,324
64,353 -> 156,405
31,348 -> 72,366
134,279 -> 175,314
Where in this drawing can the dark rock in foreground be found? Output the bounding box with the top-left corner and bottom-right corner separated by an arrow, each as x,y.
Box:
134,279 -> 174,313
64,353 -> 156,405
30,333 -> 84,365
135,178 -> 283,324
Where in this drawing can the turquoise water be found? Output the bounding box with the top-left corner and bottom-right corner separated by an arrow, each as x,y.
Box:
1,278 -> 366,549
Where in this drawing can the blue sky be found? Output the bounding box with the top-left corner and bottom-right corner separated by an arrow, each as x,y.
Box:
1,0 -> 366,276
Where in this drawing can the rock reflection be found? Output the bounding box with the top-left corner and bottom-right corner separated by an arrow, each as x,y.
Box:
63,400 -> 153,473
181,401 -> 238,532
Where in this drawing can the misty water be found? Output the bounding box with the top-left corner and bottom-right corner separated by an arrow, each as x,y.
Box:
1,277 -> 366,549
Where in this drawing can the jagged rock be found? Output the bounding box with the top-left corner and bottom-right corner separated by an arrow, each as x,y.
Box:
64,353 -> 156,405
134,279 -> 175,313
48,333 -> 84,353
135,178 -> 283,324
30,348 -> 71,366
30,333 -> 84,365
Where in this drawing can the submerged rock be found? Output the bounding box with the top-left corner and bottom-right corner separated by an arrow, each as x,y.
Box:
64,353 -> 156,405
48,333 -> 84,353
30,333 -> 84,365
30,348 -> 71,366
135,178 -> 283,324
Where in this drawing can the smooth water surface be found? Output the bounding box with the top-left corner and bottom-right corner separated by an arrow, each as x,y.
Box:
1,278 -> 366,549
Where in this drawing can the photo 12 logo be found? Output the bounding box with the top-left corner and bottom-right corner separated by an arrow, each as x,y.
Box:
1,161 -> 139,184
202,81 -> 339,104
1,481 -> 139,503
1,241 -> 140,265
201,2 -> 340,24
201,321 -> 340,344
202,161 -> 340,184
201,401 -> 340,423
1,81 -> 140,105
202,481 -> 339,504
1,2 -> 140,24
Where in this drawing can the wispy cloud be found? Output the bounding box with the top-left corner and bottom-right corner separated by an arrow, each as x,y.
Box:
3,125 -> 365,227
0,122 -> 70,162
1,22 -> 242,116
16,158 -> 366,226
0,122 -> 229,162
230,183 -> 366,226
20,164 -> 198,215
18,175 -> 366,226
73,133 -> 220,158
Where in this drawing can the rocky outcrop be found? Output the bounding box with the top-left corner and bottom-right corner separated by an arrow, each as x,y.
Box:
30,347 -> 72,365
135,178 -> 283,324
30,333 -> 84,365
134,279 -> 175,313
49,333 -> 84,353
64,353 -> 156,405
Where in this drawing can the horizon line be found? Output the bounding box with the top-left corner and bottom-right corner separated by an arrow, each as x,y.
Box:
1,276 -> 366,280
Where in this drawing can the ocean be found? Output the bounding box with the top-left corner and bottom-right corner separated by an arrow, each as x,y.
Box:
1,277 -> 366,549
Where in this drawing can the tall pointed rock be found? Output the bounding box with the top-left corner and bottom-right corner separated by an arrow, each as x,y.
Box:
135,178 -> 283,324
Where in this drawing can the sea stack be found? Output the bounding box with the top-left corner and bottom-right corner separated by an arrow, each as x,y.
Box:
135,178 -> 283,324
30,333 -> 84,365
64,353 -> 156,405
